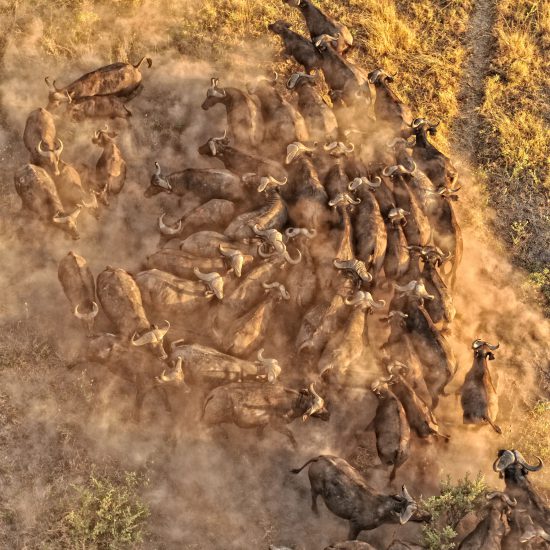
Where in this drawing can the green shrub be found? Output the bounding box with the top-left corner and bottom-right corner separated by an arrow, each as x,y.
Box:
421,473 -> 487,550
62,471 -> 149,549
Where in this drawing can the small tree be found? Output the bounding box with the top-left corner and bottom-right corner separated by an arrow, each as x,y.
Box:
62,471 -> 150,549
421,473 -> 487,550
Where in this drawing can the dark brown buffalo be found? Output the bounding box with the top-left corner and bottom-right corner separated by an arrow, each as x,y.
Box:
406,118 -> 458,189
315,35 -> 373,110
145,162 -> 242,207
380,312 -> 432,407
287,73 -> 339,142
494,452 -> 550,548
268,21 -> 323,74
291,455 -> 429,539
201,78 -> 264,148
92,128 -> 126,197
371,377 -> 410,480
349,176 -> 387,279
161,344 -> 282,388
202,381 -> 329,447
145,246 -> 252,280
23,108 -> 63,176
248,75 -> 309,159
461,339 -> 502,433
223,181 -> 288,241
54,161 -> 99,217
157,201 -> 236,245
284,0 -> 353,55
96,266 -> 170,360
284,143 -> 332,231
403,299 -> 457,407
45,56 -> 152,106
368,70 -> 413,131
78,333 -> 171,422
387,362 -> 450,440
420,246 -> 456,325
198,132 -> 288,181
458,492 -> 516,550
58,251 -> 99,334
383,210 -> 410,281
14,164 -> 81,239
382,164 -> 431,247
68,95 -> 132,122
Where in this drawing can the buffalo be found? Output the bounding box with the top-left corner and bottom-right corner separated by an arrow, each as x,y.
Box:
291,455 -> 430,539
202,381 -> 329,447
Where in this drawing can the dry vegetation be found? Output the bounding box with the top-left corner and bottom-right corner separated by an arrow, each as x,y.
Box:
0,0 -> 549,548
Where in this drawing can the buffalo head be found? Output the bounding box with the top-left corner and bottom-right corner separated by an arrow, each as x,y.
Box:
202,77 -> 227,110
92,126 -> 117,148
298,383 -> 330,421
268,20 -> 292,35
52,206 -> 82,240
493,449 -> 543,481
472,338 -> 499,361
145,162 -> 172,197
131,321 -> 170,360
198,130 -> 229,157
37,138 -> 63,176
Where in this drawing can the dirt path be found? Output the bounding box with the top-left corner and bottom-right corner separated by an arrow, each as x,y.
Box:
451,0 -> 497,164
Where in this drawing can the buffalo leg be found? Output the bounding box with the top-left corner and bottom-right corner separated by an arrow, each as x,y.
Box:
157,386 -> 172,413
310,489 -> 319,516
348,521 -> 361,540
271,423 -> 297,449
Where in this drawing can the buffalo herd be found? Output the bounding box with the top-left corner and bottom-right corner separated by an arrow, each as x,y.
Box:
13,0 -> 548,548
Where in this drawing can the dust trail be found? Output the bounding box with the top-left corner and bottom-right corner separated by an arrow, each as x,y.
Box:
0,2 -> 549,550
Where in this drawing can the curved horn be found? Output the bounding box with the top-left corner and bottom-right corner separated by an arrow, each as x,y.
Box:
194,268 -> 220,282
348,178 -> 363,191
486,492 -> 517,507
323,141 -> 338,151
382,165 -> 398,177
514,451 -> 543,472
286,72 -> 313,89
158,213 -> 182,235
74,301 -> 99,320
154,162 -> 162,176
344,143 -> 355,153
54,138 -> 63,155
302,383 -> 325,421
37,140 -> 50,157
411,118 -> 427,128
283,248 -> 302,265
402,485 -> 414,502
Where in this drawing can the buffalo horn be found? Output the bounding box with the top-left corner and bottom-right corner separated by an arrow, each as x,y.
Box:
74,301 -> 99,321
486,492 -> 517,507
514,450 -> 543,471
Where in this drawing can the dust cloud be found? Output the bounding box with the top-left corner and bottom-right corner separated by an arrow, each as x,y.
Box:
0,2 -> 548,550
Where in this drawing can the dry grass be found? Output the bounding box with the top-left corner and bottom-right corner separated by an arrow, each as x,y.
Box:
478,0 -> 550,312
0,0 -> 549,547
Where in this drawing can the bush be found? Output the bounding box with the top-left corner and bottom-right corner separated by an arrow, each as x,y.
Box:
421,473 -> 487,550
61,471 -> 149,549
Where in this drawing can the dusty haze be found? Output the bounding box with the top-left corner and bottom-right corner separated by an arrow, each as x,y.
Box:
0,1 -> 548,549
